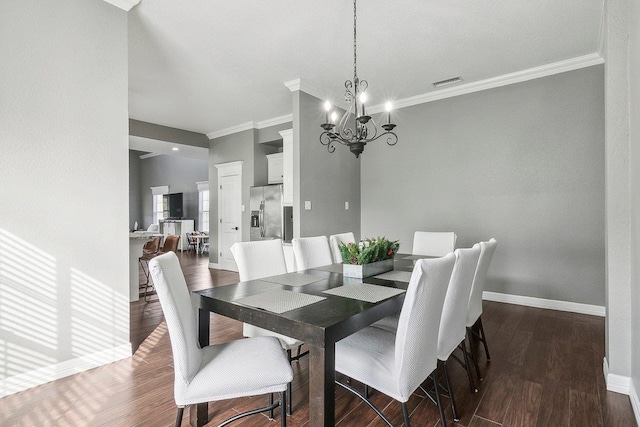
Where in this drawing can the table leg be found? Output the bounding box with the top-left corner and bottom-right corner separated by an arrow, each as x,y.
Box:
193,308 -> 210,427
308,343 -> 335,427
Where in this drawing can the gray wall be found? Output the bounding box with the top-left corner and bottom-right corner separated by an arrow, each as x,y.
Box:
630,0 -> 640,397
132,153 -> 208,229
294,91 -> 361,239
129,150 -> 143,229
207,126 -> 288,263
129,119 -> 209,148
0,0 -> 129,390
362,65 -> 605,307
209,129 -> 256,262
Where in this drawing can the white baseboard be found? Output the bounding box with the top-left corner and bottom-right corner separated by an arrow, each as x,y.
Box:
603,357 -> 631,394
0,343 -> 131,398
631,378 -> 640,426
208,262 -> 220,269
483,291 -> 605,317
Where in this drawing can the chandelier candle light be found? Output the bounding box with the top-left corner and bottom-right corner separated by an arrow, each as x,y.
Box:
320,0 -> 398,158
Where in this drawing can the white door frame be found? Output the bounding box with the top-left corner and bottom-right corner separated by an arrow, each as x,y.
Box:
215,161 -> 243,271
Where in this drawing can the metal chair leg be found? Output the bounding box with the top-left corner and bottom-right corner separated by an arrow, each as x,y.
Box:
441,360 -> 459,422
364,384 -> 369,399
280,391 -> 287,427
478,317 -> 491,361
287,381 -> 292,416
269,393 -> 274,419
432,371 -> 447,427
174,406 -> 184,427
460,339 -> 478,392
401,401 -> 410,427
467,327 -> 483,381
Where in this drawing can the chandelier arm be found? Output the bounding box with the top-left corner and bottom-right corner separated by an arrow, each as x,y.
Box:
319,132 -> 337,153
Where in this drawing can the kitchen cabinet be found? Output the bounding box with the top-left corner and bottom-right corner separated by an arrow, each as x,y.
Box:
267,152 -> 283,184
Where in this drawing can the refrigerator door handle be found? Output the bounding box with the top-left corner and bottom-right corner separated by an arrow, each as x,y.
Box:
259,200 -> 265,238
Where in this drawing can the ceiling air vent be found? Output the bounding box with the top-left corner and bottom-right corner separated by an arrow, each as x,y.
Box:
432,76 -> 463,88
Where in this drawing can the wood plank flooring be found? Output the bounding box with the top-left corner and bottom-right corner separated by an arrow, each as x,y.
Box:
1,251 -> 636,427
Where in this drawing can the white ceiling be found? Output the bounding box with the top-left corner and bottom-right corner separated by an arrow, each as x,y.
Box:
128,0 -> 604,137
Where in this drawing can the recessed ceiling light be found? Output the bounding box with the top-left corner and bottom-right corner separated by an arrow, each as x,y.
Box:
432,76 -> 463,88
172,147 -> 179,151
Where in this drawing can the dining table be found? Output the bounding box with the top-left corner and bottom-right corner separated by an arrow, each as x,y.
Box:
193,254 -> 426,427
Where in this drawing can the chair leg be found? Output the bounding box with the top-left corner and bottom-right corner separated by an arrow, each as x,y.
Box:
364,384 -> 369,399
467,327 -> 483,381
401,401 -> 410,427
478,317 -> 491,361
174,406 -> 184,427
431,371 -> 447,427
269,393 -> 274,419
287,381 -> 292,416
280,391 -> 287,427
460,338 -> 478,393
441,360 -> 459,422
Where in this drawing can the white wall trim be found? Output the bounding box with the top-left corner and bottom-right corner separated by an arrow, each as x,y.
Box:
258,114 -> 293,129
208,262 -> 221,269
150,185 -> 169,196
603,357 -> 632,395
206,114 -> 294,141
139,152 -> 162,159
483,291 -> 606,316
367,53 -> 605,114
102,0 -> 140,12
214,160 -> 243,177
284,78 -> 324,101
207,122 -> 256,140
206,55 -> 604,146
630,378 -> 640,425
0,344 -> 131,398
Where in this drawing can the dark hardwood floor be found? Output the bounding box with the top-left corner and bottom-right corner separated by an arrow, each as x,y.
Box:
1,251 -> 636,426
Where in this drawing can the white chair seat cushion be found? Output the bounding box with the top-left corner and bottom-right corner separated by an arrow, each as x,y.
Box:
178,336 -> 293,406
243,323 -> 303,349
335,326 -> 407,402
370,313 -> 399,333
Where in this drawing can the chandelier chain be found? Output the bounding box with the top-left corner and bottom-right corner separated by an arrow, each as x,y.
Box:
353,0 -> 357,81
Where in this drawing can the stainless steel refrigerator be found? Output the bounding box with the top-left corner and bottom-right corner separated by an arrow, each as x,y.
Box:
250,184 -> 293,242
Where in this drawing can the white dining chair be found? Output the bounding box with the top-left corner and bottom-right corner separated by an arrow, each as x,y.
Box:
412,231 -> 457,256
230,239 -> 305,414
334,253 -> 456,427
436,245 -> 481,420
291,235 -> 333,270
148,252 -> 292,427
466,238 -> 498,379
328,232 -> 356,264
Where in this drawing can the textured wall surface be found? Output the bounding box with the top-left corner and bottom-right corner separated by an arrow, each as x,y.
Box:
362,66 -> 605,306
0,0 -> 129,393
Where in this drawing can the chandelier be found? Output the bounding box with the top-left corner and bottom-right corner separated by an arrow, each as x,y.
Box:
320,0 -> 398,158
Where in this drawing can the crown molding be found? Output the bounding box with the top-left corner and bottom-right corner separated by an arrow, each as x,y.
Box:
208,55 -> 604,139
368,53 -> 605,114
129,135 -> 208,160
597,1 -> 606,59
206,121 -> 256,140
102,0 -> 140,12
284,78 -> 324,101
139,152 -> 162,159
206,114 -> 293,140
257,114 -> 293,129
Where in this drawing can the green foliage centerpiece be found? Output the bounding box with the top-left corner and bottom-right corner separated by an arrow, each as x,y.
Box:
339,237 -> 400,278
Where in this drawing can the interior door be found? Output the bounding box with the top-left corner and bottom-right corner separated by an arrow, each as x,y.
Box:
218,173 -> 242,271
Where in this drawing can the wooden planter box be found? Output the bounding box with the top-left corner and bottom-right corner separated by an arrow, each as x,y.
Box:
342,258 -> 394,279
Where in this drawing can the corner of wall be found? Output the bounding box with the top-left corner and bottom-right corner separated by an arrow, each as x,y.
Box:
630,377 -> 640,426
604,357 -> 632,394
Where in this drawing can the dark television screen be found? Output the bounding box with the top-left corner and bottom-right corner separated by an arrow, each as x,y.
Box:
163,193 -> 183,219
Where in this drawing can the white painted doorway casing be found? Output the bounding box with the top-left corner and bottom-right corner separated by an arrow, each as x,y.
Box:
215,161 -> 243,271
